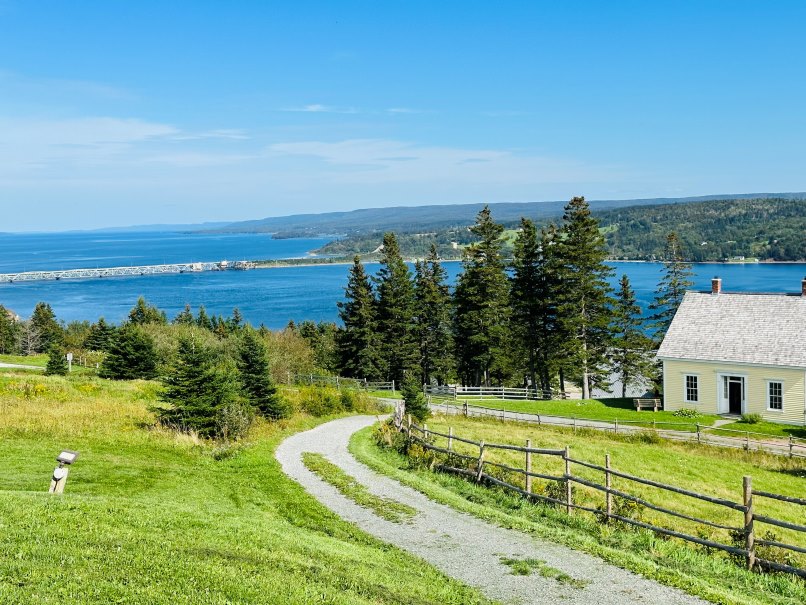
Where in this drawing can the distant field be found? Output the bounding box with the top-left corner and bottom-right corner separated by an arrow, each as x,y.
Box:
431,396 -> 722,430
0,372 -> 491,605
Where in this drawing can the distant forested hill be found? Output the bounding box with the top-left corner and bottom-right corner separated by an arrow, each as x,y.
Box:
315,197 -> 806,262
214,193 -> 804,238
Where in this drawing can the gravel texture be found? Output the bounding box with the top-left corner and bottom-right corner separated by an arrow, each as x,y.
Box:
276,415 -> 707,605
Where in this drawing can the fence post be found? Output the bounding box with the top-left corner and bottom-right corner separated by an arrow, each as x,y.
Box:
573,417 -> 577,433
424,423 -> 429,440
614,419 -> 618,434
789,435 -> 794,458
743,476 -> 755,570
746,431 -> 750,451
463,401 -> 468,417
696,423 -> 701,444
525,439 -> 532,494
448,427 -> 453,451
476,441 -> 486,483
537,414 -> 541,427
605,454 -> 612,522
564,446 -> 572,515
336,376 -> 340,390
392,380 -> 395,393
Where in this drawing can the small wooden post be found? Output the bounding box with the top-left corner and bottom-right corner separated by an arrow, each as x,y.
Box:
696,423 -> 701,444
746,431 -> 751,451
49,466 -> 69,495
463,401 -> 468,417
476,441 -> 486,482
614,419 -> 618,434
448,427 -> 454,451
406,414 -> 412,439
743,476 -> 755,570
424,423 -> 429,440
525,439 -> 533,494
392,380 -> 395,393
652,419 -> 656,431
564,445 -> 572,515
573,417 -> 577,432
605,454 -> 612,522
537,414 -> 541,427
789,435 -> 794,458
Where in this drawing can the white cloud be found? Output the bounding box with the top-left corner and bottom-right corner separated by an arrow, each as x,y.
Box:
280,104 -> 359,114
268,138 -> 624,186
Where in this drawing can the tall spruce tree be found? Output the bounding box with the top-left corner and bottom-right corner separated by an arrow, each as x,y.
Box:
337,256 -> 381,379
649,232 -> 694,341
414,245 -> 454,385
556,197 -> 614,399
196,306 -> 212,331
30,302 -> 63,352
375,233 -> 419,385
237,329 -> 285,419
99,325 -> 158,380
611,275 -> 654,398
511,218 -> 543,391
453,206 -> 511,386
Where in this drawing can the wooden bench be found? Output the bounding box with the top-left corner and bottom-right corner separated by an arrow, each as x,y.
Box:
634,398 -> 662,412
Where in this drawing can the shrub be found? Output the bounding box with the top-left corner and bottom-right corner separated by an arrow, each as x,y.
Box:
740,413 -> 762,425
673,408 -> 701,419
401,374 -> 429,422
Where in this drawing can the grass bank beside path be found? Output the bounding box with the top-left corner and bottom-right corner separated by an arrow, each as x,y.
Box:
365,389 -> 400,399
716,420 -> 806,440
350,418 -> 806,605
433,396 -> 722,429
0,353 -> 47,367
0,371 -> 494,605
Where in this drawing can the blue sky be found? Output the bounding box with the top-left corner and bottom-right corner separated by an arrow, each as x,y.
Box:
1,1 -> 805,231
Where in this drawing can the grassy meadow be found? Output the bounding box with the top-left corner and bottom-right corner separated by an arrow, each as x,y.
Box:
353,415 -> 806,605
0,372 -> 493,605
432,396 -> 723,430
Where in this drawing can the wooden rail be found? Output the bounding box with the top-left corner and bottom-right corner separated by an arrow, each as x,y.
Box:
396,415 -> 806,579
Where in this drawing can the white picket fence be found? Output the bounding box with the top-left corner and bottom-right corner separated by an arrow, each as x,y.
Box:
424,384 -> 571,401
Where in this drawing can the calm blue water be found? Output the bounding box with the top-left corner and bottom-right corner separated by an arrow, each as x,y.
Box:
0,232 -> 804,329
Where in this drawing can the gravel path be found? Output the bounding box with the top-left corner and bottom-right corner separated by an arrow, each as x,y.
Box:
276,415 -> 707,605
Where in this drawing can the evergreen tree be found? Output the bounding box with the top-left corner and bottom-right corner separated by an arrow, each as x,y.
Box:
45,344 -> 69,376
533,225 -> 566,394
174,304 -> 195,325
401,373 -> 430,422
237,329 -> 285,419
84,317 -> 115,351
337,256 -> 381,379
0,306 -> 19,354
196,305 -> 212,331
414,245 -> 453,385
453,206 -> 511,386
158,336 -> 246,438
229,307 -> 244,332
99,325 -> 158,380
298,320 -> 341,374
128,297 -> 167,325
374,232 -> 419,384
611,275 -> 654,398
510,218 -> 543,390
556,197 -> 614,399
649,232 -> 694,341
30,302 -> 63,352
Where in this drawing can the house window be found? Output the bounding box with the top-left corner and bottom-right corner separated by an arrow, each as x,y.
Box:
767,381 -> 783,411
685,375 -> 699,403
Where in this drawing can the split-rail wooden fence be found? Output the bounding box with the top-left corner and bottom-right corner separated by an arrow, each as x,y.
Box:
395,414 -> 806,579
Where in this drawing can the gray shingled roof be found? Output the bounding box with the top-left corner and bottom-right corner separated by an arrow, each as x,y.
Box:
657,292 -> 806,368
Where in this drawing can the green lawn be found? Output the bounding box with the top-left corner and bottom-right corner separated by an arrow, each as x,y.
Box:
0,353 -> 47,367
433,396 -> 722,430
352,417 -> 806,605
716,420 -> 806,440
0,372 -> 492,605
